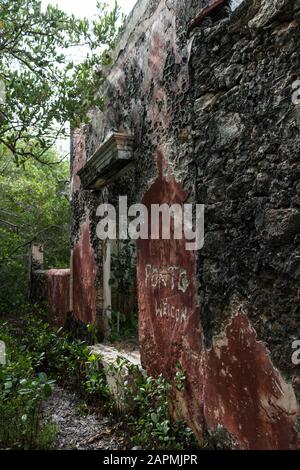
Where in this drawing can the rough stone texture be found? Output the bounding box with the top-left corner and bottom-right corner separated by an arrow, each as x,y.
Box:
191,0 -> 300,394
69,0 -> 300,449
70,123 -> 108,335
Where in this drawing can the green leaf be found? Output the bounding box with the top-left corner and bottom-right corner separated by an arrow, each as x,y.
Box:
38,372 -> 48,382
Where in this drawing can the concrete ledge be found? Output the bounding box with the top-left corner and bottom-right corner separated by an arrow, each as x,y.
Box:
90,344 -> 142,410
91,343 -> 141,366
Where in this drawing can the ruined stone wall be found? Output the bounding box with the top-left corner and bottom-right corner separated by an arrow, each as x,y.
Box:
46,269 -> 70,326
70,127 -> 105,332
191,0 -> 300,449
71,0 -> 300,449
29,244 -> 70,326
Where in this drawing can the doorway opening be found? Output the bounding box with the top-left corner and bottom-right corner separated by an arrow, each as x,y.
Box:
103,239 -> 138,351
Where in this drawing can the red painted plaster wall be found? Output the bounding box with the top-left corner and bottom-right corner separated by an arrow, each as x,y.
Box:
204,309 -> 300,449
72,220 -> 97,324
47,269 -> 70,326
137,158 -> 300,449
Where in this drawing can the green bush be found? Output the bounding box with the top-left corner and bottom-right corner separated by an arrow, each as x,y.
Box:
83,353 -> 109,398
129,372 -> 198,450
0,322 -> 56,449
3,314 -> 201,450
22,316 -> 109,402
0,148 -> 71,314
23,317 -> 89,387
108,358 -> 200,450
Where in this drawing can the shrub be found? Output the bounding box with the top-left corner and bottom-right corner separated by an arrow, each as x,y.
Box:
22,316 -> 109,402
0,321 -> 56,449
23,317 -> 90,389
108,358 -> 200,450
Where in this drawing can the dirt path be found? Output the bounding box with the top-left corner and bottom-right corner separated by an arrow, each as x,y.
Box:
42,386 -> 126,450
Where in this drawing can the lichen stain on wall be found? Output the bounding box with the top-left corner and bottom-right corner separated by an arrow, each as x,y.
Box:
71,127 -> 88,193
72,220 -> 97,324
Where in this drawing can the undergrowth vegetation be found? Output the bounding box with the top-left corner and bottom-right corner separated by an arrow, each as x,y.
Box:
109,358 -> 199,450
0,311 -> 200,450
0,321 -> 57,449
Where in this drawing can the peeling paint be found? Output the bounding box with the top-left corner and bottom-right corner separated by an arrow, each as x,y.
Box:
72,220 -> 97,324
204,309 -> 300,450
47,269 -> 70,326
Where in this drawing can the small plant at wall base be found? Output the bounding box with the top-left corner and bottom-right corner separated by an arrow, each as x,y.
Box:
109,358 -> 200,450
128,372 -> 198,450
84,353 -> 109,400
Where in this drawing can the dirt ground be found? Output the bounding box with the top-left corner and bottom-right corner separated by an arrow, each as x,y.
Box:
41,386 -> 127,450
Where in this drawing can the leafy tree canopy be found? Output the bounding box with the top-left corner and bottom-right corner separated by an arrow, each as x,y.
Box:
0,145 -> 71,311
0,0 -> 121,164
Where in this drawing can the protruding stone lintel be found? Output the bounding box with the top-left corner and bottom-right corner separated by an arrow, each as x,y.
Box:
78,132 -> 134,191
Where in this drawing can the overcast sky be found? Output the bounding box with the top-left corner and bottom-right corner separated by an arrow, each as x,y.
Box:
40,1 -> 137,157
41,0 -> 137,63
41,0 -> 137,18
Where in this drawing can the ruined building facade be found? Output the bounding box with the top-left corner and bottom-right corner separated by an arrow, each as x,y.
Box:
31,0 -> 300,449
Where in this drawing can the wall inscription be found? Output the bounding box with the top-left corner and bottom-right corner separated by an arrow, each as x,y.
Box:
144,264 -> 191,324
137,174 -> 201,379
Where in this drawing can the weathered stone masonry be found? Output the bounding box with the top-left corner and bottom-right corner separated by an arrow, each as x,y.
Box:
29,243 -> 70,326
34,0 -> 300,449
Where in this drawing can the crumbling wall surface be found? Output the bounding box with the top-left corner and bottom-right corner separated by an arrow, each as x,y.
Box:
190,0 -> 300,448
71,0 -> 300,449
72,220 -> 97,324
47,269 -> 70,326
137,166 -> 205,440
30,267 -> 70,327
71,127 -> 105,329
